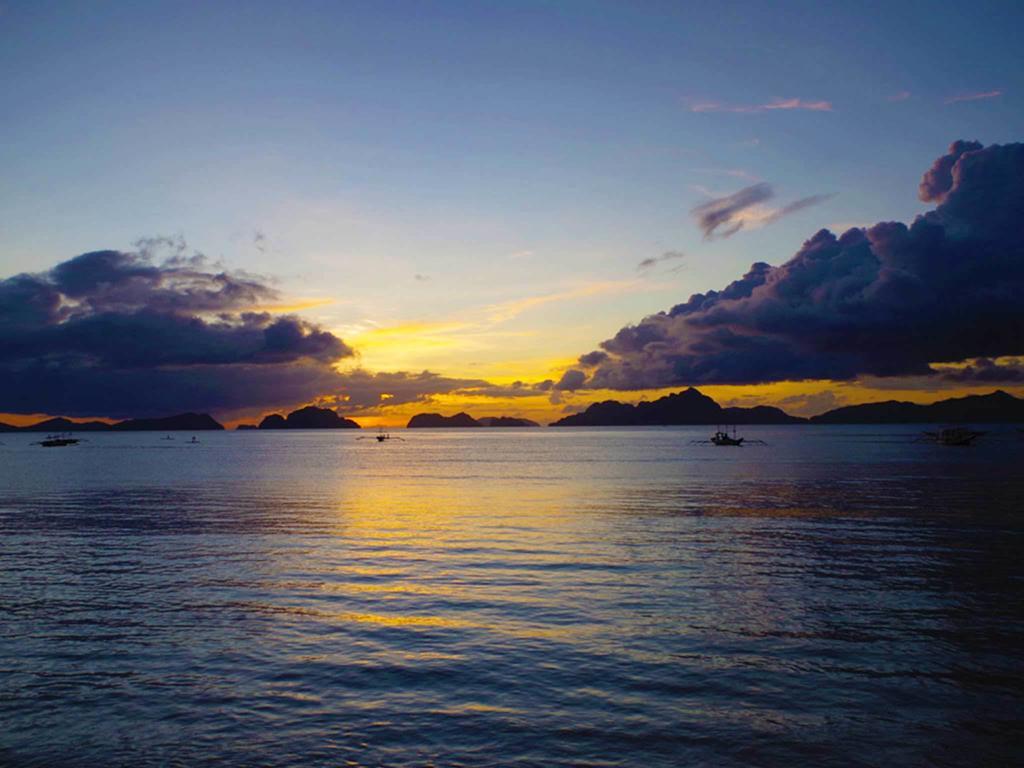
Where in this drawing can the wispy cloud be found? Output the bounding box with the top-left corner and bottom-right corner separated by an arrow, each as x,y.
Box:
693,167 -> 760,181
692,183 -> 831,239
637,251 -> 685,272
944,90 -> 1003,105
484,281 -> 642,324
690,97 -> 832,114
763,194 -> 834,225
888,90 -> 912,102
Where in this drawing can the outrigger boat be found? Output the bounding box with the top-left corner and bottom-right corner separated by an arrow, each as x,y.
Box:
691,426 -> 766,447
37,433 -> 80,448
919,426 -> 985,446
358,427 -> 405,443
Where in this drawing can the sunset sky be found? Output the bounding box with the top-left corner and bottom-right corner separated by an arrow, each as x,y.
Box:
2,1 -> 1022,426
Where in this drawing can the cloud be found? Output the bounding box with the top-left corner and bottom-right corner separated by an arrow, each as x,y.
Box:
554,369 -> 586,391
448,379 -> 557,399
692,182 -> 774,239
484,281 -> 641,324
576,140 -> 1024,389
637,250 -> 686,271
888,91 -> 912,102
775,390 -> 843,417
939,358 -> 1024,383
691,183 -> 829,239
329,370 -> 491,411
918,140 -> 982,202
693,167 -> 760,180
944,90 -> 1003,105
763,194 -> 835,225
0,245 -> 357,417
414,273 -> 430,282
690,97 -> 832,114
578,350 -> 609,367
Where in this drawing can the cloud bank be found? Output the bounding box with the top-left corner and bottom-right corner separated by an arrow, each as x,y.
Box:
0,247 -> 360,417
577,140 -> 1024,389
0,244 -> 558,418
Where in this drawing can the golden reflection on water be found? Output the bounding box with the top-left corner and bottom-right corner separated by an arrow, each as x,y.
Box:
2,429 -> 1023,766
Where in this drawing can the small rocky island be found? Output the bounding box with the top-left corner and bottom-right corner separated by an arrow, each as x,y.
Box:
258,406 -> 360,429
550,388 -> 802,426
407,412 -> 539,428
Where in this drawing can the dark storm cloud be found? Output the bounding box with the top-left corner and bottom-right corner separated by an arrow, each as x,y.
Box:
581,141 -> 1024,389
554,369 -> 586,391
0,246 -> 356,417
332,370 -> 491,411
940,358 -> 1024,383
918,140 -> 982,202
578,350 -> 609,367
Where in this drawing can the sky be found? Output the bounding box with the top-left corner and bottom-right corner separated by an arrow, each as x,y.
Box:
1,0 -> 1022,426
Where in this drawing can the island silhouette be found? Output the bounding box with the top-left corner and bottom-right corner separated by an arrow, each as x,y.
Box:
407,413 -> 539,428
258,406 -> 360,429
550,388 -> 1024,426
3,389 -> 1022,434
0,412 -> 224,432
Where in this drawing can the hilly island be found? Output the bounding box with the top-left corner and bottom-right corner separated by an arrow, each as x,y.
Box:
3,390 -> 1022,433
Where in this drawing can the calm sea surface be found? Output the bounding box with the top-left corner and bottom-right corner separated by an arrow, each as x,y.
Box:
1,426 -> 1022,767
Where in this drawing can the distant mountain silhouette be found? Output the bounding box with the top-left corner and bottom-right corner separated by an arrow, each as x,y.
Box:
258,406 -> 360,429
113,413 -> 224,431
407,412 -> 482,428
550,388 -> 804,426
235,424 -> 258,430
0,421 -> 20,432
8,412 -> 222,431
811,390 -> 1024,423
477,416 -> 540,427
19,417 -> 113,432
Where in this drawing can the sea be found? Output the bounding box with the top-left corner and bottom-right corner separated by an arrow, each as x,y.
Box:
1,426 -> 1022,767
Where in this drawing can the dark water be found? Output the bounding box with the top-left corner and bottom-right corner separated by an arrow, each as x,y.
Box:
1,426 -> 1022,767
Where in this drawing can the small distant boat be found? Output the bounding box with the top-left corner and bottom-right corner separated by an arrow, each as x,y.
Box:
358,427 -> 404,443
37,433 -> 80,448
711,430 -> 744,446
920,426 -> 985,446
692,426 -> 766,447
189,436 -> 200,444
161,435 -> 175,441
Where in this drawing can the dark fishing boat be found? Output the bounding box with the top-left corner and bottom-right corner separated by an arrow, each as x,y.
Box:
37,433 -> 80,448
920,426 -> 985,446
692,426 -> 766,447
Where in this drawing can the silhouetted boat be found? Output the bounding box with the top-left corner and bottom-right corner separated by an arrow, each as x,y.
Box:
692,426 -> 766,447
920,426 -> 985,446
358,428 -> 404,442
37,433 -> 80,448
